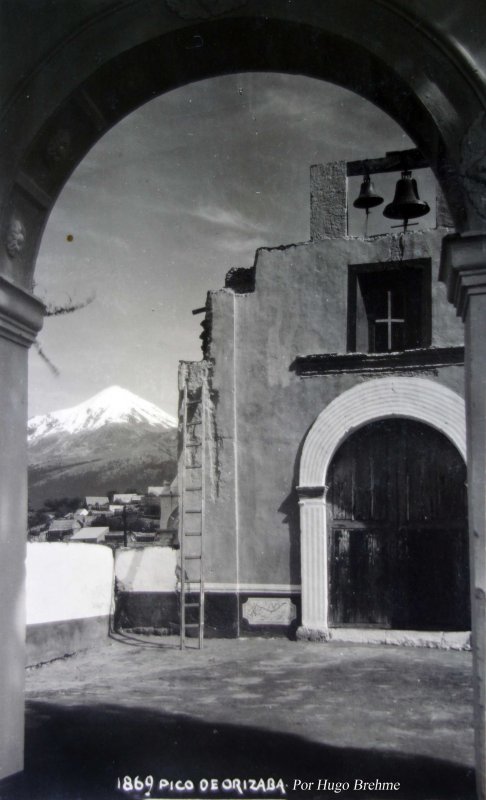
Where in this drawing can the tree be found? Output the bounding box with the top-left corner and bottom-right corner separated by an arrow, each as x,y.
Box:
91,514 -> 109,527
43,496 -> 82,515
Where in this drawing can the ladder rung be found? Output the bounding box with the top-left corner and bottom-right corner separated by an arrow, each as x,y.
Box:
181,382 -> 205,651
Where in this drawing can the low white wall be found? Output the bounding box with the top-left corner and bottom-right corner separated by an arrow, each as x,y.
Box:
115,547 -> 177,592
26,542 -> 114,625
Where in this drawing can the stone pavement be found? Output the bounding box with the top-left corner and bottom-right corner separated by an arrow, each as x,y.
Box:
0,635 -> 475,800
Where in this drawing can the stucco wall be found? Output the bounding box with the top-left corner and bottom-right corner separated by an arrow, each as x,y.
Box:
25,543 -> 114,666
26,543 -> 114,624
200,290 -> 238,590
113,546 -> 179,632
204,226 -> 465,595
115,547 -> 177,592
26,545 -> 179,656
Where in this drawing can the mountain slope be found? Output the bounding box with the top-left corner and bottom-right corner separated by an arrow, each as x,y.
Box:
28,386 -> 178,508
28,385 -> 176,441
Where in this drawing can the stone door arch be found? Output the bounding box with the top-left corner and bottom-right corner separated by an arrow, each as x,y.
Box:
297,377 -> 466,634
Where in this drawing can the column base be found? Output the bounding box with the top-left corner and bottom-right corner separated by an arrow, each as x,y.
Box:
296,626 -> 471,649
296,626 -> 331,641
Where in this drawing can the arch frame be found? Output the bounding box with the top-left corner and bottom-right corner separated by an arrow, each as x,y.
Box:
297,377 -> 466,634
1,1 -> 486,291
0,3 -> 485,794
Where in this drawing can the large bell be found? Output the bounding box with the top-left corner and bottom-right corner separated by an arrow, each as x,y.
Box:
353,175 -> 384,211
383,170 -> 430,221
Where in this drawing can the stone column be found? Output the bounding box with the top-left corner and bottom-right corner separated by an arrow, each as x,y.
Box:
296,487 -> 330,640
440,232 -> 486,800
0,276 -> 43,780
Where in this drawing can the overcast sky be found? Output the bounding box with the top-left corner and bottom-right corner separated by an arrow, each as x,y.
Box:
28,72 -> 435,418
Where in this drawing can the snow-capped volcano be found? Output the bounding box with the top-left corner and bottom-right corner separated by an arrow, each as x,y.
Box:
28,386 -> 177,442
28,386 -> 178,507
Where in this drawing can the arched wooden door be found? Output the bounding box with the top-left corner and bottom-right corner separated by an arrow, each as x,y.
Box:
327,418 -> 470,630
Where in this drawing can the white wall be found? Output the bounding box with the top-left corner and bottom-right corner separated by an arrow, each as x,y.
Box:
26,543 -> 114,625
115,547 -> 177,592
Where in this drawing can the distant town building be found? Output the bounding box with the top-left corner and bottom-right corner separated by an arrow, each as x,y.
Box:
159,478 -> 178,532
46,519 -> 82,542
85,496 -> 110,510
112,493 -> 143,505
74,508 -> 89,519
69,527 -> 109,544
104,531 -> 125,544
131,531 -> 157,543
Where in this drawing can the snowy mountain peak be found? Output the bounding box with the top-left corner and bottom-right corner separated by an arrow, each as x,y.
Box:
28,386 -> 177,442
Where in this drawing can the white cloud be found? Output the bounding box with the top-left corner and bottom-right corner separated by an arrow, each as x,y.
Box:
190,204 -> 267,234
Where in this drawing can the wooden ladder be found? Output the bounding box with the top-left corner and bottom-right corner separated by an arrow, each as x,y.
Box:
179,378 -> 206,649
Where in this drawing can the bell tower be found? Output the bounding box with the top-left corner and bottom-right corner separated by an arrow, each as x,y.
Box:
310,148 -> 453,241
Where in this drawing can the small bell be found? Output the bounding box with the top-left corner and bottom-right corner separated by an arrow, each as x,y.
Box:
383,170 -> 430,223
353,175 -> 384,211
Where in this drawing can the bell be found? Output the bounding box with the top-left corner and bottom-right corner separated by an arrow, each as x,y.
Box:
353,175 -> 384,211
383,170 -> 430,221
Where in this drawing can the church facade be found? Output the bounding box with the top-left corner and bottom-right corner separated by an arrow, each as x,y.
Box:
178,153 -> 469,641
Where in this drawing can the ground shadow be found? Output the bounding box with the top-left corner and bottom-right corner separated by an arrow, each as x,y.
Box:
108,629 -> 181,650
0,699 -> 475,800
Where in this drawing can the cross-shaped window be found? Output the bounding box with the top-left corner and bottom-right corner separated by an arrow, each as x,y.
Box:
373,289 -> 405,351
347,261 -> 431,354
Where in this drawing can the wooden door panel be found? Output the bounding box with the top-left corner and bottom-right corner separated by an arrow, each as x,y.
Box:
328,419 -> 470,631
402,424 -> 467,524
329,428 -> 391,523
394,529 -> 470,630
329,528 -> 390,626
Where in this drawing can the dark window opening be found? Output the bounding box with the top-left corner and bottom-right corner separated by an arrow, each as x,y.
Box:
347,260 -> 431,353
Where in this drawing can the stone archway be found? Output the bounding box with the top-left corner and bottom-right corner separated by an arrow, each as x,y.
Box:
2,1 -> 486,297
1,3 -> 486,795
297,377 -> 466,633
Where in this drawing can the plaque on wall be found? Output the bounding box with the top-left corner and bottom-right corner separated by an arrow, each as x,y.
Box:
242,597 -> 297,626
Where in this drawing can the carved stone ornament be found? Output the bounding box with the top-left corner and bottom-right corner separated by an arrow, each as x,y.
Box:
46,129 -> 71,164
6,219 -> 26,259
165,0 -> 246,20
461,111 -> 486,223
242,598 -> 297,626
